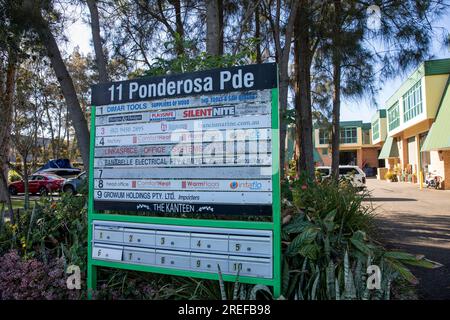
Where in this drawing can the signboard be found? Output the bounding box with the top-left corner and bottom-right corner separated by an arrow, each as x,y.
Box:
87,63 -> 281,298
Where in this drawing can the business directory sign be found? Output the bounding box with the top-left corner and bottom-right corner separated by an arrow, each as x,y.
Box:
87,63 -> 281,298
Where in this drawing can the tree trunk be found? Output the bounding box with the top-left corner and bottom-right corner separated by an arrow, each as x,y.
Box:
255,4 -> 261,64
295,3 -> 314,180
331,0 -> 342,180
0,50 -> 16,219
206,0 -> 221,56
23,2 -> 91,171
23,161 -> 29,210
218,0 -> 224,55
278,69 -> 289,178
272,0 -> 299,179
86,0 -> 108,83
172,0 -> 185,56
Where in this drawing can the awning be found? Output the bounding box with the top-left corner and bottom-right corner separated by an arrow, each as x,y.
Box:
421,78 -> 450,151
378,136 -> 399,159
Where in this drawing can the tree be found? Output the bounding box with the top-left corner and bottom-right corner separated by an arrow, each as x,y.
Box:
322,0 -> 448,179
86,0 -> 108,82
261,0 -> 298,178
12,0 -> 91,171
292,0 -> 328,179
0,1 -> 23,219
206,0 -> 222,56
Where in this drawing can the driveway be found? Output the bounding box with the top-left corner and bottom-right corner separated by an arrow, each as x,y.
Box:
366,178 -> 450,299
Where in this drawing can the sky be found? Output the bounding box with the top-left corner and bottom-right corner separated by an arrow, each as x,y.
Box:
64,5 -> 450,123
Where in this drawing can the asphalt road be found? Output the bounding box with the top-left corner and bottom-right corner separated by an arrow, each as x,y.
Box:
366,178 -> 450,299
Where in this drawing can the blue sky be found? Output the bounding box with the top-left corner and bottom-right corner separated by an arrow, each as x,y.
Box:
65,6 -> 450,123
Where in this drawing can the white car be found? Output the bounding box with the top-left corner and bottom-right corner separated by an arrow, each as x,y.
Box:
315,165 -> 366,189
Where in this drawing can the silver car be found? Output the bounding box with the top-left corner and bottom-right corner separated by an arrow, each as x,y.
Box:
62,171 -> 87,194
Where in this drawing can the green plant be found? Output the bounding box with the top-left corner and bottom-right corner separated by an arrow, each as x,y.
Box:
7,169 -> 21,183
385,171 -> 397,182
0,190 -> 88,269
280,177 -> 440,300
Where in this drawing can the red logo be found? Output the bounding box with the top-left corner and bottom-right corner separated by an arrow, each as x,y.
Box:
132,181 -> 137,188
132,136 -> 137,144
181,181 -> 187,189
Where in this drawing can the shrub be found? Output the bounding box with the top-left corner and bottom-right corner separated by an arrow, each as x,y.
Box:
0,190 -> 87,269
0,250 -> 82,300
280,177 -> 439,300
7,169 -> 21,183
385,171 -> 397,182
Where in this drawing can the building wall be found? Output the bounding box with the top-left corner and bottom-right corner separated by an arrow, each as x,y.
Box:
428,150 -> 445,176
380,118 -> 387,142
360,148 -> 379,168
443,151 -> 450,190
386,75 -> 447,138
424,74 -> 449,119
316,147 -> 381,169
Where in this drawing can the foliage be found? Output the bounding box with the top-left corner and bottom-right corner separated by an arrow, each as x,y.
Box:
92,269 -> 192,300
139,38 -> 260,78
0,191 -> 87,269
280,177 -> 440,300
0,250 -> 81,299
385,171 -> 398,182
7,169 -> 21,183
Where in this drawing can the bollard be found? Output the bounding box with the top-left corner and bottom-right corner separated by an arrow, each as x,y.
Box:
419,171 -> 424,190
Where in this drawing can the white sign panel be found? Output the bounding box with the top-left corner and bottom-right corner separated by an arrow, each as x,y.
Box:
93,179 -> 272,192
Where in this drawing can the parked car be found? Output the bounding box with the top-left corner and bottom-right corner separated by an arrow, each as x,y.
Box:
315,165 -> 366,189
62,171 -> 87,194
8,173 -> 65,196
35,158 -> 81,178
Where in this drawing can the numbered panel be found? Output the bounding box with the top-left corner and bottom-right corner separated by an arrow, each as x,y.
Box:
155,231 -> 191,250
123,228 -> 156,247
228,235 -> 272,256
190,233 -> 229,253
91,221 -> 274,278
191,253 -> 229,273
123,247 -> 156,265
155,250 -> 191,269
94,226 -> 124,243
228,256 -> 272,278
92,244 -> 123,261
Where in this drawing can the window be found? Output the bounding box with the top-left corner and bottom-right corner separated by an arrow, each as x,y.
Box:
403,80 -> 423,122
362,129 -> 371,145
340,127 -> 357,144
372,119 -> 380,141
319,129 -> 329,145
388,102 -> 400,131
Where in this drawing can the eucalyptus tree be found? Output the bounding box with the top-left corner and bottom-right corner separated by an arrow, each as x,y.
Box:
0,0 -> 29,217
206,0 -> 222,55
10,63 -> 45,210
261,0 -> 298,177
11,0 -> 91,171
86,0 -> 109,82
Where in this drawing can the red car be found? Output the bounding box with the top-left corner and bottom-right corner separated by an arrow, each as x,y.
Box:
8,174 -> 65,196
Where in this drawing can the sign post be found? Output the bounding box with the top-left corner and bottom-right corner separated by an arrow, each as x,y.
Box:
87,63 -> 281,299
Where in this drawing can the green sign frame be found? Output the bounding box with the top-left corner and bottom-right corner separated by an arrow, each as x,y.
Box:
87,75 -> 281,299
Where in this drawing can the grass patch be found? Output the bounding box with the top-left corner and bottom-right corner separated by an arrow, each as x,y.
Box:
11,199 -> 25,209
